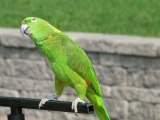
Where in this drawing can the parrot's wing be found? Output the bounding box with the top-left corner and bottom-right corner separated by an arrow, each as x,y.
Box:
66,40 -> 102,97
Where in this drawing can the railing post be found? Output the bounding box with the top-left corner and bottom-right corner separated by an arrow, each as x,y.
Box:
8,107 -> 25,120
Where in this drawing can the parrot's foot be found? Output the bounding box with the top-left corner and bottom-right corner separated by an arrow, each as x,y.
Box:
39,98 -> 49,109
39,95 -> 58,109
71,97 -> 85,116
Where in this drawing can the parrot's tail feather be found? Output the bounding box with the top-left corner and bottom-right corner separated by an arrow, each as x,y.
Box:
95,104 -> 110,120
87,93 -> 110,120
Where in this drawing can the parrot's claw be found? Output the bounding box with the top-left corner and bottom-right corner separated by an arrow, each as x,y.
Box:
71,97 -> 85,116
39,98 -> 49,108
39,95 -> 58,109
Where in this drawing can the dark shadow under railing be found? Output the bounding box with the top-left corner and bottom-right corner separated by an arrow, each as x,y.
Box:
0,96 -> 94,120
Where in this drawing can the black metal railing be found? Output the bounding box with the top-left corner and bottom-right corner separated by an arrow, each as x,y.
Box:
0,96 -> 94,120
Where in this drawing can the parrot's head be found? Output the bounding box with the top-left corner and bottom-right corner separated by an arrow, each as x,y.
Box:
20,17 -> 61,42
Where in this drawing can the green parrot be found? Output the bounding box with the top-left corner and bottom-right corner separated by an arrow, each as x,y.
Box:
20,17 -> 110,120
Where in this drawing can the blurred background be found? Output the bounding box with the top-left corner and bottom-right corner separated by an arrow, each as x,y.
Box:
0,0 -> 160,37
0,0 -> 160,120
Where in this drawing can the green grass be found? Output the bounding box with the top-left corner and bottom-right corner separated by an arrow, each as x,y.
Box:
0,0 -> 160,37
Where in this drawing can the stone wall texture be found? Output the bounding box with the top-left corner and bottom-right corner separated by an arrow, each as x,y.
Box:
0,28 -> 160,120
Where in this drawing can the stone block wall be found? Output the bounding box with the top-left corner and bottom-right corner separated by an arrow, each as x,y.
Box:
0,28 -> 160,120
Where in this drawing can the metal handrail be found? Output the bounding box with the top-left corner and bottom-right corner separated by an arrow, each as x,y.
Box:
0,96 -> 94,120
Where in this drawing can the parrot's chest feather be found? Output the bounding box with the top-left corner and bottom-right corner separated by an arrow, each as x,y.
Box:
36,37 -> 67,62
36,39 -> 55,61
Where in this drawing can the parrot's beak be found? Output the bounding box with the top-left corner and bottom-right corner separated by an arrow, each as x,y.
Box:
20,23 -> 31,36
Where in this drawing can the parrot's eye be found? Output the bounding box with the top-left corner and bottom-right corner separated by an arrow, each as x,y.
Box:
31,18 -> 37,23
